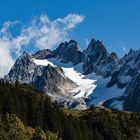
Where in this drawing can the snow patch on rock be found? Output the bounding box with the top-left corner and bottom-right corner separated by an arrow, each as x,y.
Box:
33,58 -> 97,99
110,100 -> 124,110
33,58 -> 126,110
87,73 -> 125,107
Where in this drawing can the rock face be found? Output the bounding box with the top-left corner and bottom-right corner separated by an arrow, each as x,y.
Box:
32,49 -> 56,59
4,51 -> 76,95
124,74 -> 140,112
4,50 -> 86,109
83,39 -> 119,77
82,56 -> 93,75
44,64 -> 76,95
117,50 -> 140,111
4,38 -> 140,112
4,52 -> 38,84
107,50 -> 140,88
32,64 -> 86,109
105,49 -> 140,111
85,39 -> 109,62
54,40 -> 85,65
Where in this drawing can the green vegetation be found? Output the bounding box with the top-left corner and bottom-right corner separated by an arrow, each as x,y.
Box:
62,108 -> 82,117
32,127 -> 60,140
0,114 -> 34,140
0,82 -> 89,140
0,114 -> 59,140
0,81 -> 140,140
81,108 -> 140,140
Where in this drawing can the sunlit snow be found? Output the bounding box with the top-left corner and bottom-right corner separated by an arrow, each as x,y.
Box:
63,67 -> 97,98
33,58 -> 125,109
33,59 -> 55,67
33,58 -> 97,98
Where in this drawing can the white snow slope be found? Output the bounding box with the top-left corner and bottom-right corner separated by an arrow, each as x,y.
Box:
34,58 -> 96,98
33,58 -> 125,110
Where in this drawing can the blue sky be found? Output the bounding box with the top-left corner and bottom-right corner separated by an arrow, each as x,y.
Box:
0,0 -> 140,77
0,0 -> 140,55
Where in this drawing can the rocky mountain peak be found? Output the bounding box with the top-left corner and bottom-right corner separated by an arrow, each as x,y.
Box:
107,49 -> 140,88
85,38 -> 109,61
16,51 -> 33,66
82,39 -> 119,77
54,40 -> 84,65
32,49 -> 56,59
55,40 -> 79,54
110,52 -> 119,60
68,39 -> 78,45
4,51 -> 36,84
19,51 -> 32,59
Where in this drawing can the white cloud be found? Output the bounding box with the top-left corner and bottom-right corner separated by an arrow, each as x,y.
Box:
0,13 -> 84,78
122,47 -> 129,54
85,38 -> 90,47
0,21 -> 19,36
0,40 -> 14,78
18,13 -> 84,49
55,14 -> 84,30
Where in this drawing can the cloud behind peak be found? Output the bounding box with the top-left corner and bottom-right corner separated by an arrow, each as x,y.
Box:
0,13 -> 84,77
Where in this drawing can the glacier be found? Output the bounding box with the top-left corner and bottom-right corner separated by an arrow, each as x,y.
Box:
33,58 -> 125,110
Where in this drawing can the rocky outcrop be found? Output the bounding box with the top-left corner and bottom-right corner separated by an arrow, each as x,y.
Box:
123,74 -> 140,112
4,52 -> 38,84
83,39 -> 119,77
32,49 -> 56,59
44,64 -> 76,95
106,49 -> 140,111
82,56 -> 93,75
107,49 -> 140,88
4,51 -> 77,93
84,39 -> 109,61
54,40 -> 85,65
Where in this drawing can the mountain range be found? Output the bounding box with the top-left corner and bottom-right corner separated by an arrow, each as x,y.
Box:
3,38 -> 140,112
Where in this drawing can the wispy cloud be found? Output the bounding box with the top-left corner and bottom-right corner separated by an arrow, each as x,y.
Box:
122,47 -> 129,54
85,38 -> 90,47
0,13 -> 84,77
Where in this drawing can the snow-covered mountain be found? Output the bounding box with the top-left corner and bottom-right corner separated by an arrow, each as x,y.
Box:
4,39 -> 140,111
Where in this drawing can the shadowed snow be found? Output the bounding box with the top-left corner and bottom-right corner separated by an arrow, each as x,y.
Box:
33,58 -> 96,98
33,58 -> 125,109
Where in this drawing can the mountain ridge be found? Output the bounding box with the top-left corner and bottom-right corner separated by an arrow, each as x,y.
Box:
4,38 -> 140,112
